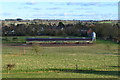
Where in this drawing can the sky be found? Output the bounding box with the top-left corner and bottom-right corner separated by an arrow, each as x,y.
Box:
0,0 -> 119,20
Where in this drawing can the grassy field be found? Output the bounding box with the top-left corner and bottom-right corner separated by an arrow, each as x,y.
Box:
2,36 -> 119,78
98,21 -> 113,24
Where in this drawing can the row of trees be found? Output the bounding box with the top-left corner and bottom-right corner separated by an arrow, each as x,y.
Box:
2,21 -> 120,42
2,22 -> 89,37
90,23 -> 119,41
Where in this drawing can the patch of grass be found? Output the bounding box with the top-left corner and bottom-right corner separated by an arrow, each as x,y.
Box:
2,39 -> 119,78
99,21 -> 112,23
31,44 -> 43,54
96,39 -> 118,44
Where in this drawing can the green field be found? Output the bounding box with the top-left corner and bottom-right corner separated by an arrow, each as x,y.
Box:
98,21 -> 113,23
2,36 -> 119,78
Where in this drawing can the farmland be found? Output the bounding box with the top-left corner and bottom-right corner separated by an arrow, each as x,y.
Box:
2,36 -> 119,78
1,1 -> 119,79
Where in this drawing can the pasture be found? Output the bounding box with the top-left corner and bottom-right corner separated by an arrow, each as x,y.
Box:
98,21 -> 113,23
2,36 -> 119,78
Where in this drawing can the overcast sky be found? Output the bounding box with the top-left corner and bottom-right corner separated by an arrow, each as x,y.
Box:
0,0 -> 119,20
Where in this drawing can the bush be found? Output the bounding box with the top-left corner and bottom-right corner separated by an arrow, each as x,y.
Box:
31,44 -> 42,54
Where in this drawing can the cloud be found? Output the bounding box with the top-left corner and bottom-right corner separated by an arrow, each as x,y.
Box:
66,2 -> 117,7
19,6 -> 41,11
25,1 -> 37,5
33,8 -> 41,10
75,7 -> 93,10
33,13 -> 87,17
48,2 -> 66,5
22,6 -> 31,9
46,7 -> 62,10
97,2 -> 117,6
66,2 -> 98,6
31,12 -> 117,20
32,13 -> 64,17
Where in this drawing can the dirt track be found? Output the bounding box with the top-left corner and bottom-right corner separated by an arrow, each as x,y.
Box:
3,43 -> 94,47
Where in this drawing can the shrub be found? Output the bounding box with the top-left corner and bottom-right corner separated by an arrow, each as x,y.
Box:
31,44 -> 42,54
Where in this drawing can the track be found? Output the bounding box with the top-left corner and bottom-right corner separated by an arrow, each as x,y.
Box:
38,43 -> 93,46
3,42 -> 94,47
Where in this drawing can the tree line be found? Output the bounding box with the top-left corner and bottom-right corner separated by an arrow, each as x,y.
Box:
2,21 -> 120,42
